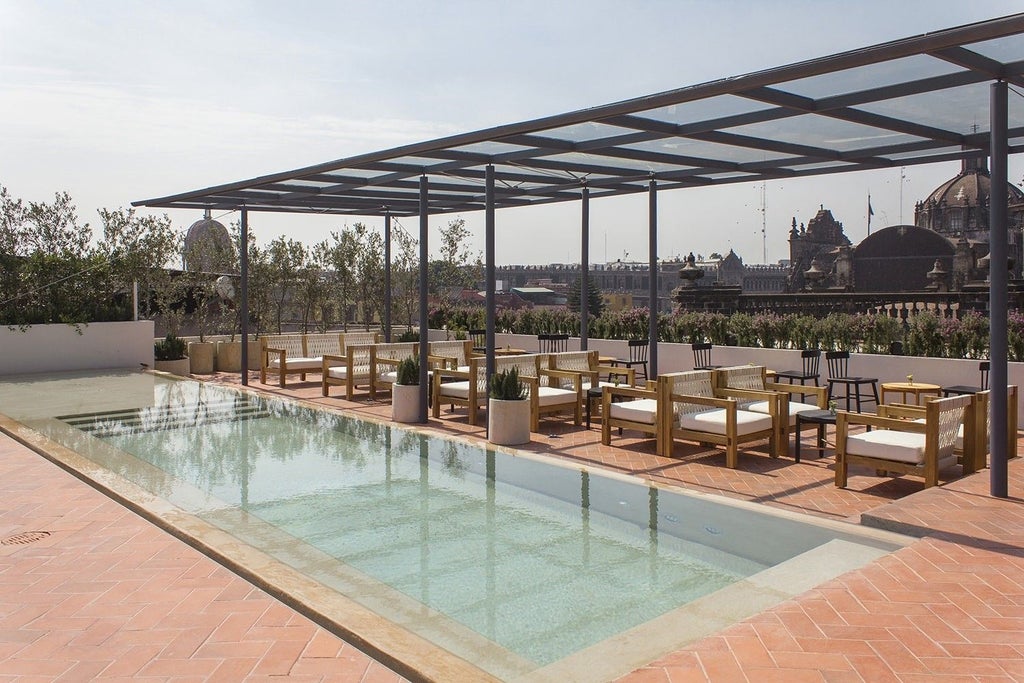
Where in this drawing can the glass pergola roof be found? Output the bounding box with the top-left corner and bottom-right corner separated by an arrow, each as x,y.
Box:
134,14 -> 1024,218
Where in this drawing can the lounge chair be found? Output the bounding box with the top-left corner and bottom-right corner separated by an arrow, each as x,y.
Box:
835,393 -> 973,489
714,365 -> 828,457
661,370 -> 780,467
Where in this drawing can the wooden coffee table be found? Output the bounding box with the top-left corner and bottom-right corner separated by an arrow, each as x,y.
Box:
880,381 -> 941,405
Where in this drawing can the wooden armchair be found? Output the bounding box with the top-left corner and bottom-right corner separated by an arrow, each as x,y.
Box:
600,381 -> 661,451
427,340 -> 474,372
835,393 -> 973,489
499,354 -> 582,431
546,350 -> 635,391
661,370 -> 780,467
370,342 -> 419,396
714,365 -> 828,455
431,355 -> 490,425
322,343 -> 376,399
877,385 -> 1017,473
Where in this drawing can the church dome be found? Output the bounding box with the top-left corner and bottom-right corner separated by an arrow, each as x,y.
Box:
184,210 -> 235,273
915,156 -> 1024,240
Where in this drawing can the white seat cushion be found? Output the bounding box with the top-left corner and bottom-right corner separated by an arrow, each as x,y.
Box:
678,408 -> 773,436
379,371 -> 397,384
846,430 -> 926,464
536,386 -> 577,408
609,398 -> 659,425
326,366 -> 349,379
269,356 -> 322,370
439,381 -> 471,399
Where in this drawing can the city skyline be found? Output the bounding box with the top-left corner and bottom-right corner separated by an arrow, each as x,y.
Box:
3,0 -> 1023,266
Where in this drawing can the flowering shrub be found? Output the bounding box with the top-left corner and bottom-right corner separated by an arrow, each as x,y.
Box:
428,305 -> 1010,359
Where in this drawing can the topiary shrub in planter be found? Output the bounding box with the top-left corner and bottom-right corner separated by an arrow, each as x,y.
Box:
488,367 -> 529,446
392,356 -> 421,423
154,334 -> 189,376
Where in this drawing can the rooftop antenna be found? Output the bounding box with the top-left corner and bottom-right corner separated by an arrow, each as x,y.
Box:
899,167 -> 906,224
760,181 -> 767,264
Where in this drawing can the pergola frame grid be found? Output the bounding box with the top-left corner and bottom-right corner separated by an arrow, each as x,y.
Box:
135,13 -> 1024,496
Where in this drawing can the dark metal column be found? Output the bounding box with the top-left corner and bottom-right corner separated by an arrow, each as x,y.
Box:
485,165 -> 496,387
990,80 -> 1008,498
580,184 -> 590,350
384,209 -> 392,342
239,208 -> 249,386
418,176 -> 430,422
648,178 -> 658,379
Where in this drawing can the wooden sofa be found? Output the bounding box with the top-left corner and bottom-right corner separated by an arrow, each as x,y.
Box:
261,332 -> 344,387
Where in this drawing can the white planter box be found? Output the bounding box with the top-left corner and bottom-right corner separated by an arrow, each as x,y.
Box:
488,398 -> 530,446
392,383 -> 422,423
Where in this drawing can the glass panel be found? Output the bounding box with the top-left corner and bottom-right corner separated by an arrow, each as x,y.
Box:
964,34 -> 1024,64
623,138 -> 799,166
638,94 -> 771,126
543,152 -> 682,174
881,146 -> 964,162
782,55 -> 961,99
729,115 -> 924,152
858,82 -> 992,134
534,121 -> 640,143
449,141 -> 534,156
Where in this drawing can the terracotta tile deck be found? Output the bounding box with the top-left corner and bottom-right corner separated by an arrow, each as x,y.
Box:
2,369 -> 1022,681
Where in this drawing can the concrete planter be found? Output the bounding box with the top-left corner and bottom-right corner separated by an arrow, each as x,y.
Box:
153,358 -> 190,376
188,341 -> 215,374
488,398 -> 530,446
391,383 -> 422,423
216,341 -> 242,372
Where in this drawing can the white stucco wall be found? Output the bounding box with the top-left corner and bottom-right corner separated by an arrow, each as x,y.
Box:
0,321 -> 154,375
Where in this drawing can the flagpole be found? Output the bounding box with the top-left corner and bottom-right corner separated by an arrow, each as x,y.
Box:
867,193 -> 873,236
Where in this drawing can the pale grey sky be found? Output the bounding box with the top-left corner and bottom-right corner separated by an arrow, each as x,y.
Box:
2,0 -> 1022,266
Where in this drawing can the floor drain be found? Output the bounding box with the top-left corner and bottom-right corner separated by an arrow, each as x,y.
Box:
2,531 -> 51,546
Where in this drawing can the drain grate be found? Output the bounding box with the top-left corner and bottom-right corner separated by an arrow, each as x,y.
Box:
2,531 -> 51,546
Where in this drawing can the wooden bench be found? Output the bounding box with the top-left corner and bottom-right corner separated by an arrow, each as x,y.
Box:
320,331 -> 384,399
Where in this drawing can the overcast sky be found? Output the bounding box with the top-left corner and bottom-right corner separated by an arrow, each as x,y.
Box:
2,0 -> 1022,266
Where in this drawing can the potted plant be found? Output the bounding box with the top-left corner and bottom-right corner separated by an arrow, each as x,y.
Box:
392,356 -> 422,423
154,334 -> 190,376
187,277 -> 216,374
488,367 -> 530,446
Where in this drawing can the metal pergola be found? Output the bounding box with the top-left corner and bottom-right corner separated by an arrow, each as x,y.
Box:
136,13 -> 1024,496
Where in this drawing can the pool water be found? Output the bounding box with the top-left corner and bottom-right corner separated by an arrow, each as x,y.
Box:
0,371 -> 908,681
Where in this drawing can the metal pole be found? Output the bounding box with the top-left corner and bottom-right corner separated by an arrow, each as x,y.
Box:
648,178 -> 658,379
418,177 -> 429,423
240,208 -> 249,386
581,185 -> 590,350
132,281 -> 139,321
485,165 -> 496,390
384,210 -> 392,342
990,80 -> 1008,498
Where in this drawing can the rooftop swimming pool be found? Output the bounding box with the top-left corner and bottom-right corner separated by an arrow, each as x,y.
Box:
0,370 -> 910,682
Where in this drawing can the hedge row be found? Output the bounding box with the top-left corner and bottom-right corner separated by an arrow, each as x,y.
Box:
429,306 -> 1022,361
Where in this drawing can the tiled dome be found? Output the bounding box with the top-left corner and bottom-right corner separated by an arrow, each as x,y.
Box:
184,210 -> 235,273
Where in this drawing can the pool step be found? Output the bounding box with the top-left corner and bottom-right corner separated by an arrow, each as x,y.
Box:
59,398 -> 270,437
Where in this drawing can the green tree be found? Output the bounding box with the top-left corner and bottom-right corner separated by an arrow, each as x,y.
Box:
566,274 -> 604,316
266,236 -> 306,333
429,218 -> 481,306
353,223 -> 384,328
391,224 -> 420,330
324,226 -> 359,330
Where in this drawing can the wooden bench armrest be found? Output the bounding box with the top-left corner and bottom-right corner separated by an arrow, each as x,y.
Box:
667,392 -> 735,410
765,382 -> 829,407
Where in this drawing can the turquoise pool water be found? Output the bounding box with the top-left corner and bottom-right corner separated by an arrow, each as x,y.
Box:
0,370 -> 906,680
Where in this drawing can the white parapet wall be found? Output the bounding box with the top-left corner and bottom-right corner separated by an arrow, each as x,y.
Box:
0,321 -> 155,375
